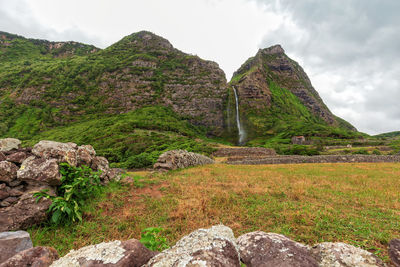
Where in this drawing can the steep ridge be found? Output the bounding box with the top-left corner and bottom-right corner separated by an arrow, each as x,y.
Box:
228,45 -> 357,144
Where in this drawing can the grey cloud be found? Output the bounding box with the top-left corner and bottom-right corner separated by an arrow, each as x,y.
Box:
250,0 -> 400,134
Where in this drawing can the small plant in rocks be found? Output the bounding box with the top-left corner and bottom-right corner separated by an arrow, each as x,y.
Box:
34,163 -> 102,225
140,227 -> 169,251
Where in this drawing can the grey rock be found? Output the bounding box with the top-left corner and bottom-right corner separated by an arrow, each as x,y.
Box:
0,152 -> 5,161
145,225 -> 240,266
237,232 -> 318,267
389,239 -> 400,267
0,188 -> 53,231
7,180 -> 22,187
50,239 -> 157,267
32,140 -> 78,167
154,150 -> 214,171
0,161 -> 18,184
1,197 -> 19,207
5,152 -> 27,164
0,246 -> 59,267
0,231 -> 33,263
0,139 -> 21,152
312,242 -> 385,267
17,156 -> 61,186
76,145 -> 96,167
91,156 -> 110,182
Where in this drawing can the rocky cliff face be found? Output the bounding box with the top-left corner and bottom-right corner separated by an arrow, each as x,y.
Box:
0,31 -> 227,135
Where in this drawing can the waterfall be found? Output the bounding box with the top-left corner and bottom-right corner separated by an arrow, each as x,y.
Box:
232,86 -> 245,145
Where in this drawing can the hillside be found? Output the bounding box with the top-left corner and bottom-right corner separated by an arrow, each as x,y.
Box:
374,131 -> 400,138
0,31 -> 363,166
228,45 -> 359,145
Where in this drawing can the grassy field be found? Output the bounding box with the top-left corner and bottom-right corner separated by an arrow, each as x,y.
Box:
29,163 -> 400,262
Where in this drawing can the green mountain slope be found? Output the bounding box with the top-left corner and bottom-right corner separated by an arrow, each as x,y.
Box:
228,45 -> 360,145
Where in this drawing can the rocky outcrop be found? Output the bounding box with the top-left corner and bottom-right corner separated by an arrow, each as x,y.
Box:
0,231 -> 33,263
237,231 -> 318,267
0,138 -> 117,231
0,246 -> 59,267
312,242 -> 385,267
153,150 -> 214,171
50,239 -> 156,267
145,225 -> 240,266
389,239 -> 400,266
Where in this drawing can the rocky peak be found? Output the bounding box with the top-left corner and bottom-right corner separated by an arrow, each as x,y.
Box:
260,44 -> 285,55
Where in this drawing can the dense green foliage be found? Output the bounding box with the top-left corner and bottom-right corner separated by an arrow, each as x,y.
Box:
140,227 -> 169,251
34,163 -> 102,225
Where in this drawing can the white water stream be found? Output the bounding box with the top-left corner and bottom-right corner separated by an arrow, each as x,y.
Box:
232,86 -> 246,144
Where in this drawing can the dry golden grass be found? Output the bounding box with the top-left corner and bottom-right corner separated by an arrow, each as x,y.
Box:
30,163 -> 400,261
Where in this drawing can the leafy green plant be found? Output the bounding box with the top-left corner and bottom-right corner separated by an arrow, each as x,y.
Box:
140,227 -> 169,251
34,163 -> 102,225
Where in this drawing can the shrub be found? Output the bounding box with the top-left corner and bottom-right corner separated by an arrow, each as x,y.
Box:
352,149 -> 369,155
372,149 -> 381,155
140,227 -> 169,251
34,163 -> 102,225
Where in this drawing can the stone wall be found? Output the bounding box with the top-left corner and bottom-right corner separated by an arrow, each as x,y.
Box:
0,139 -> 117,231
2,225 -> 399,266
153,150 -> 214,171
213,147 -> 276,157
228,154 -> 400,165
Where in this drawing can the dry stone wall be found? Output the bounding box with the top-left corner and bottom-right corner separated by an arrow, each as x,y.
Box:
2,226 -> 399,266
0,138 -> 118,232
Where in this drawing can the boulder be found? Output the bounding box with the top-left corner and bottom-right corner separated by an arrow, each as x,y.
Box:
145,225 -> 240,266
0,152 -> 5,161
5,152 -> 27,164
0,161 -> 18,184
91,156 -> 110,181
0,183 -> 9,200
0,188 -> 53,231
50,239 -> 156,267
0,246 -> 59,267
17,157 -> 61,186
0,231 -> 33,263
77,145 -> 96,167
106,168 -> 124,182
154,150 -> 214,171
312,242 -> 385,267
0,139 -> 21,152
389,239 -> 400,266
32,140 -> 78,167
237,232 -> 318,267
0,197 -> 19,207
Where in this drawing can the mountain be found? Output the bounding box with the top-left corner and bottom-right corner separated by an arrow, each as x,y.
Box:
374,131 -> 400,138
0,30 -> 360,166
228,45 -> 357,145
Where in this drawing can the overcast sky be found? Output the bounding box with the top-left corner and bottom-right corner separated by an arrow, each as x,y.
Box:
0,0 -> 399,134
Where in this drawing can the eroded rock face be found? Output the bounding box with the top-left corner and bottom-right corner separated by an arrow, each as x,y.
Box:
312,242 -> 385,267
145,225 -> 240,266
0,188 -> 52,231
5,152 -> 28,164
237,232 -> 318,267
0,161 -> 18,184
0,139 -> 21,152
389,239 -> 400,266
17,157 -> 61,186
50,239 -> 156,267
32,141 -> 78,167
91,156 -> 110,181
0,231 -> 33,263
0,246 -> 59,267
0,152 -> 5,161
154,150 -> 214,171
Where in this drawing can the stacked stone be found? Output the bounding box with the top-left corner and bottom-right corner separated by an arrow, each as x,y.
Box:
153,150 -> 214,171
0,139 -> 116,232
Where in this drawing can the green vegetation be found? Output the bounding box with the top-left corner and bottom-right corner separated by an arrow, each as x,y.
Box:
29,163 -> 400,262
140,227 -> 169,251
34,163 -> 102,225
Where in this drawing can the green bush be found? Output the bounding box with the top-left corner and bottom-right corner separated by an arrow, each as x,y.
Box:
372,149 -> 381,155
34,163 -> 102,225
352,149 -> 369,155
140,227 -> 169,251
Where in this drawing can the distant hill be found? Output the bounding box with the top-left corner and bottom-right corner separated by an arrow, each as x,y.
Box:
374,131 -> 400,138
0,30 -> 361,166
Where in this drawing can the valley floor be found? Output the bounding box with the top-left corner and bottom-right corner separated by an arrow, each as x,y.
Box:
29,163 -> 400,262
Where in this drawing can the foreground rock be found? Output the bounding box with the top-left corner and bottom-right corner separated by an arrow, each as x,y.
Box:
237,232 -> 318,267
154,150 -> 214,171
17,157 -> 61,186
146,225 -> 240,266
0,189 -> 52,231
0,139 -> 21,152
50,239 -> 156,267
0,231 -> 33,263
32,141 -> 78,167
312,242 -> 385,267
0,246 -> 59,267
0,161 -> 18,184
389,239 -> 400,266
